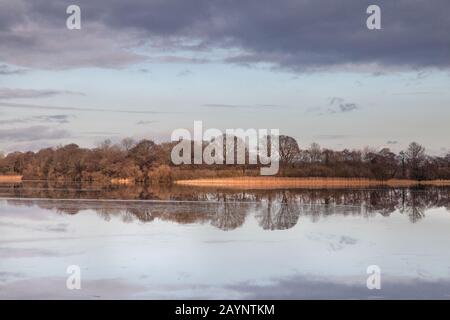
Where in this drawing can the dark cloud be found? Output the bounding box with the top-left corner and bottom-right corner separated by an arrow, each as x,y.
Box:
387,140 -> 398,145
0,0 -> 448,71
0,1 -> 146,69
226,274 -> 450,299
0,126 -> 71,142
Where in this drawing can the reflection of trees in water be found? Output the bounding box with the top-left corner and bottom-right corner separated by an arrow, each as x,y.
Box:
399,189 -> 426,223
256,192 -> 300,230
125,208 -> 154,222
366,189 -> 400,216
211,196 -> 247,231
3,186 -> 450,229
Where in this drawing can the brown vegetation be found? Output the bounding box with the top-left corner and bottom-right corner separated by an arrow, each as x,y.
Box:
175,177 -> 450,189
0,175 -> 22,183
0,137 -> 449,183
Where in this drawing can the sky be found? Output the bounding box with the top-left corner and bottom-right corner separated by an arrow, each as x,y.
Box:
0,0 -> 449,155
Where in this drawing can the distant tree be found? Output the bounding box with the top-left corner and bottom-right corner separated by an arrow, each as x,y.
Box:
279,135 -> 300,169
404,142 -> 426,179
121,137 -> 135,152
362,146 -> 377,162
0,136 -> 448,182
309,143 -> 322,163
129,139 -> 162,175
370,148 -> 398,180
98,139 -> 112,151
398,151 -> 406,178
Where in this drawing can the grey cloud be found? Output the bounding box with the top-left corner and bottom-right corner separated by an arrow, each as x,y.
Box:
44,223 -> 69,233
0,1 -> 146,69
339,103 -> 358,113
177,69 -> 192,77
0,247 -> 59,259
1,1 -> 449,71
0,64 -> 26,75
387,140 -> 398,145
0,272 -> 23,283
371,71 -> 387,77
0,101 -> 169,114
0,115 -> 72,125
392,91 -> 441,96
308,97 -> 359,115
314,134 -> 349,140
149,56 -> 210,64
0,221 -> 68,233
0,88 -> 84,100
136,120 -> 157,125
3,141 -> 55,154
81,131 -> 120,136
226,274 -> 450,299
339,235 -> 358,245
204,103 -> 280,109
0,277 -> 148,299
0,126 -> 71,142
328,97 -> 359,113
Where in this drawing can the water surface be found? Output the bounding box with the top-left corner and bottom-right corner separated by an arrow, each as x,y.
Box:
1,182 -> 449,299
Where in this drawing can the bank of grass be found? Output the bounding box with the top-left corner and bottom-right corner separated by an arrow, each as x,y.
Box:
175,177 -> 450,189
0,175 -> 22,183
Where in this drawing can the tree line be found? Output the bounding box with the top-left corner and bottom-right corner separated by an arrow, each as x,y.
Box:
0,136 -> 449,182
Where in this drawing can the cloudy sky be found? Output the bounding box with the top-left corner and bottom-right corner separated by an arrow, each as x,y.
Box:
0,0 -> 449,154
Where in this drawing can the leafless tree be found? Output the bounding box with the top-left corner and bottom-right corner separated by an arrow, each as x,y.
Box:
121,137 -> 136,152
279,135 -> 301,169
405,142 -> 426,179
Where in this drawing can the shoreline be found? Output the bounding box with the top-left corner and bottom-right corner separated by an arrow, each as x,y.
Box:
2,175 -> 450,189
0,175 -> 22,183
174,177 -> 450,189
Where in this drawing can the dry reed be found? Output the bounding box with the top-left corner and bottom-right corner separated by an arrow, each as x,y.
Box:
175,177 -> 450,189
0,175 -> 23,183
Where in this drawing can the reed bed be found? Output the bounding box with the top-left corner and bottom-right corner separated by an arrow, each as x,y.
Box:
0,175 -> 23,183
175,177 -> 450,189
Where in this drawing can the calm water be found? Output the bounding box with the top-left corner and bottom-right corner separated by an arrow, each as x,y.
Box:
1,182 -> 450,299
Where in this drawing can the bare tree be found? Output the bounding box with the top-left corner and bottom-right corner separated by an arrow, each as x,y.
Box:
279,135 -> 300,169
309,142 -> 322,163
121,137 -> 136,152
98,139 -> 112,151
405,142 -> 426,179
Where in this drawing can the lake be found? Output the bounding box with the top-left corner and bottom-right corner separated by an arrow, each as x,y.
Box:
1,182 -> 449,299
